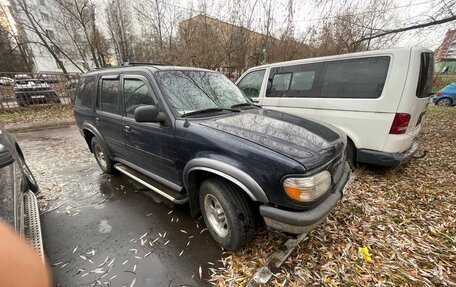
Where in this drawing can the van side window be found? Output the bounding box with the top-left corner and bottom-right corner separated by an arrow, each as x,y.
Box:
237,70 -> 265,98
321,56 -> 390,99
272,73 -> 292,91
75,76 -> 95,108
124,79 -> 155,118
266,63 -> 322,98
99,79 -> 119,114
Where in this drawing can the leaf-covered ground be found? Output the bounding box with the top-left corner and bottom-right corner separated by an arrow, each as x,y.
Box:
210,106 -> 456,286
0,105 -> 73,126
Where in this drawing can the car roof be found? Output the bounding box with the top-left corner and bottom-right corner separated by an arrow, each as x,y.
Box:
83,65 -> 216,77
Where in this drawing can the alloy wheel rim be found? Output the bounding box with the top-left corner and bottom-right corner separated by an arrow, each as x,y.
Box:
204,194 -> 229,238
94,144 -> 107,169
438,98 -> 451,106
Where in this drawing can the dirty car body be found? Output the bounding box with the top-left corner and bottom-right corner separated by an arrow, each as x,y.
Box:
73,65 -> 351,249
0,127 -> 43,258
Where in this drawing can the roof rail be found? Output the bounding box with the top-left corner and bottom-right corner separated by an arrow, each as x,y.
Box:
121,62 -> 165,67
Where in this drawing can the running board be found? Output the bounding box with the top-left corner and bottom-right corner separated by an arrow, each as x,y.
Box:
23,191 -> 44,261
114,164 -> 188,204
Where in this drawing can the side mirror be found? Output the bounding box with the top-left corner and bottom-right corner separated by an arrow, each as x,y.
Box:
266,80 -> 272,90
0,144 -> 14,169
134,105 -> 166,123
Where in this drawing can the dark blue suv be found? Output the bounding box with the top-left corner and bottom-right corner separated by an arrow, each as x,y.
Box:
74,64 -> 351,250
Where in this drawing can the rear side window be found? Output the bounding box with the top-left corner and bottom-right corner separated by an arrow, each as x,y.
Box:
75,76 -> 95,108
99,79 -> 119,114
320,56 -> 390,98
416,53 -> 434,98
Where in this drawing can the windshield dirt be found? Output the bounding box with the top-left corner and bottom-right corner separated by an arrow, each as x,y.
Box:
156,70 -> 251,116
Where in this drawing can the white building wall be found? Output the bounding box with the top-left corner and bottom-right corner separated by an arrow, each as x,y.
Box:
9,0 -> 91,74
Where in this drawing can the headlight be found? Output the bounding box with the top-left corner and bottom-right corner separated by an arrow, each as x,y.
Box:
283,171 -> 332,202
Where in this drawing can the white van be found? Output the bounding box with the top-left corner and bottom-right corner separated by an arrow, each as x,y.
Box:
236,48 -> 434,167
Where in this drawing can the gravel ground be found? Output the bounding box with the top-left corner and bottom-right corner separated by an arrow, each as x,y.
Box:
209,106 -> 456,286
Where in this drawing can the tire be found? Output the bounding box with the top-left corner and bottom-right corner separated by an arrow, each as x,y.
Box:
199,177 -> 255,250
91,137 -> 115,174
436,97 -> 452,107
19,156 -> 39,193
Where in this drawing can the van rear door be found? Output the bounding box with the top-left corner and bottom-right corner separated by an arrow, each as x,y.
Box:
395,50 -> 434,152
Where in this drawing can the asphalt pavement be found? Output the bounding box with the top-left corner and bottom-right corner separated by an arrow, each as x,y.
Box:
14,126 -> 223,287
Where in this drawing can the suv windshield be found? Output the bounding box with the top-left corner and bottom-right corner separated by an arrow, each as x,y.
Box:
156,70 -> 251,116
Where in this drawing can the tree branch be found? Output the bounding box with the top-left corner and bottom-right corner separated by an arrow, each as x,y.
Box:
353,15 -> 456,44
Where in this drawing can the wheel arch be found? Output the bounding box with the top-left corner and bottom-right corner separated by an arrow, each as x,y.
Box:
81,123 -> 111,156
183,158 -> 268,216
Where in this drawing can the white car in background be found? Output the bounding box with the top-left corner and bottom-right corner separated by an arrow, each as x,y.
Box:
236,47 -> 434,167
0,77 -> 14,86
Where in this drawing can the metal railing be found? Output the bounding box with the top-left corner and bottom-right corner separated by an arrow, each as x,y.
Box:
0,72 -> 79,110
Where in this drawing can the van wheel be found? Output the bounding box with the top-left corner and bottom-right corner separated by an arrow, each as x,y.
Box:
436,97 -> 452,107
199,177 -> 255,250
91,137 -> 115,174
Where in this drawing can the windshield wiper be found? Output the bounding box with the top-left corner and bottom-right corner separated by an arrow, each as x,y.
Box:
230,102 -> 261,109
184,108 -> 241,117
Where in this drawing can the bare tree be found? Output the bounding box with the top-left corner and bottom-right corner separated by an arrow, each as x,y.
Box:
106,0 -> 134,63
12,0 -> 85,74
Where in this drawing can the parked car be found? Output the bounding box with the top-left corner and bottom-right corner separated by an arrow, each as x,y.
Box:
0,127 -> 43,258
0,77 -> 14,86
236,48 -> 434,168
74,64 -> 351,250
14,74 -> 31,81
14,79 -> 61,106
432,83 -> 456,106
39,73 -> 61,84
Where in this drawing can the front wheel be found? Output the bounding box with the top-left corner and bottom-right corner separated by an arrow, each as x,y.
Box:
199,177 -> 255,250
91,137 -> 115,174
20,157 -> 39,193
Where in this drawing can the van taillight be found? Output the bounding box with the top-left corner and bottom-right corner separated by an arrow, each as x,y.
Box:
436,92 -> 442,95
389,113 -> 411,134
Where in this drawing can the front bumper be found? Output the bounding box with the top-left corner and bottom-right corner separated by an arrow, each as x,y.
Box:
259,162 -> 351,234
357,139 -> 419,168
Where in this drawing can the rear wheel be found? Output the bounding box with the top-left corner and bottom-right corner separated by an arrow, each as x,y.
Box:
199,177 -> 255,250
436,97 -> 452,107
91,137 -> 115,174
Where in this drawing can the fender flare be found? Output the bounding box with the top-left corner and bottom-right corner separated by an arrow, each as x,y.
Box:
81,123 -> 112,156
183,158 -> 269,215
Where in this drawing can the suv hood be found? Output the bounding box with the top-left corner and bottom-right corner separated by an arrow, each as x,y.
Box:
200,109 -> 346,171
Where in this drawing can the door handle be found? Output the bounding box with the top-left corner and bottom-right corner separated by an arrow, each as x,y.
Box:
252,99 -> 259,103
95,117 -> 100,123
124,125 -> 131,132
